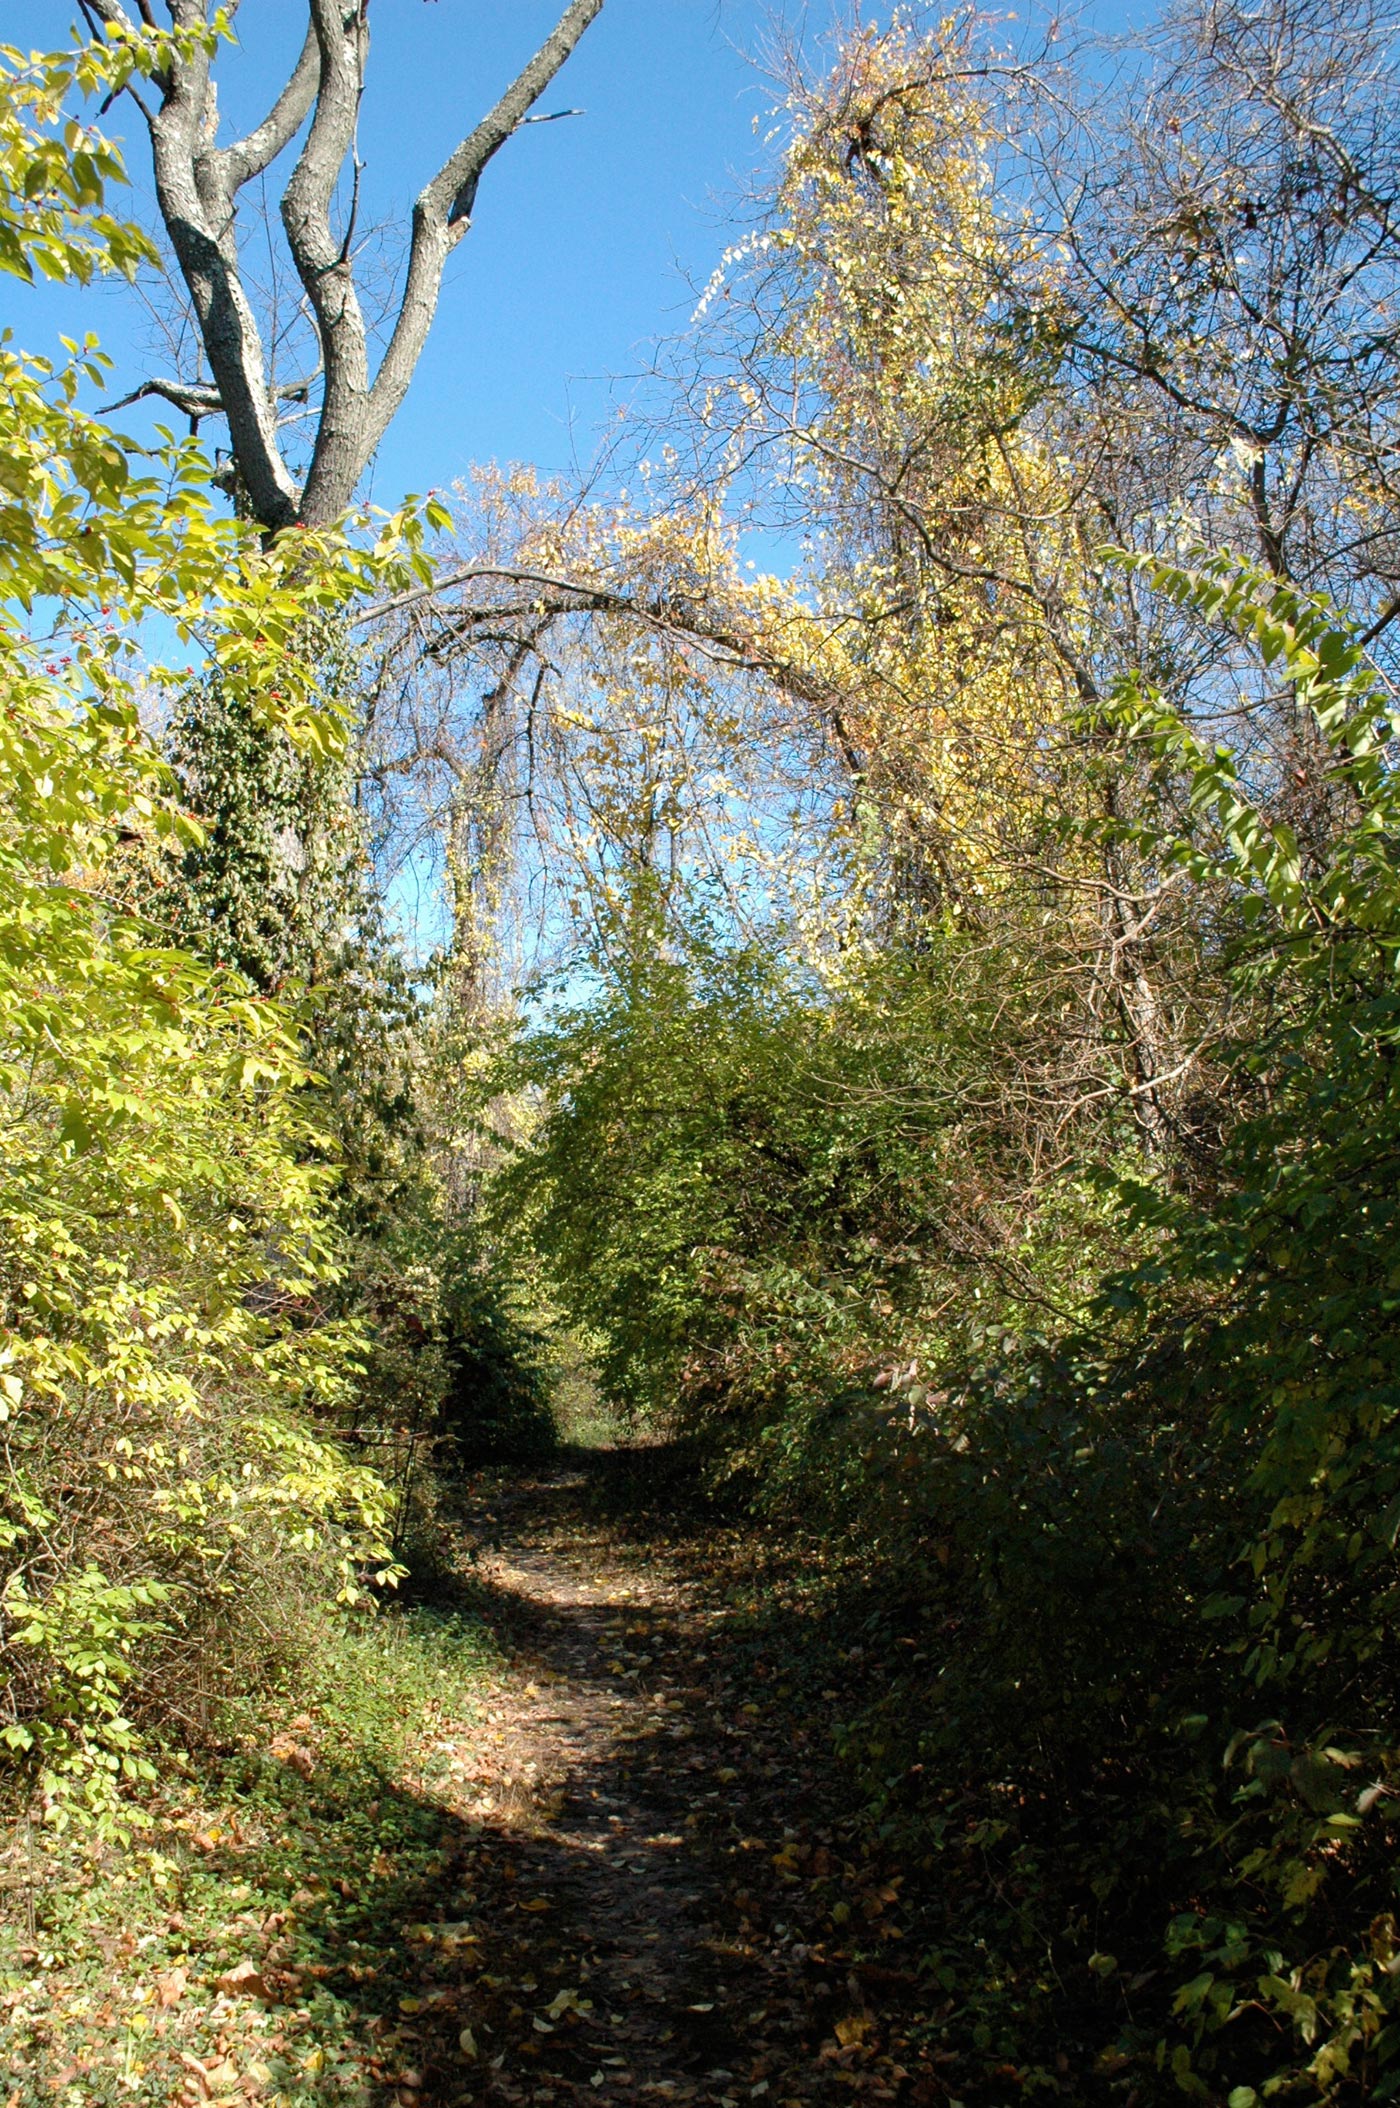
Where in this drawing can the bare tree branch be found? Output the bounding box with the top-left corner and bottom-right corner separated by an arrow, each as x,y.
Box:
219,19 -> 320,192
91,1 -> 605,531
280,0 -> 372,527
308,0 -> 604,524
101,375 -> 224,425
85,1 -> 304,524
101,372 -> 315,427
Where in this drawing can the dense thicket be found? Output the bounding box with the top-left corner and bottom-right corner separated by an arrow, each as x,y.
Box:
10,4 -> 1400,2102
412,5 -> 1400,2098
0,28 -> 549,1839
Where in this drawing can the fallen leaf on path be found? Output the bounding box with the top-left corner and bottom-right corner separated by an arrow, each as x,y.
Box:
268,1733 -> 315,1779
154,1966 -> 187,2007
180,2051 -> 240,2088
213,1958 -> 268,2001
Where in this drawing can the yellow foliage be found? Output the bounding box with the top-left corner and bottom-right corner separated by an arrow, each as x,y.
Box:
753,11 -> 1090,900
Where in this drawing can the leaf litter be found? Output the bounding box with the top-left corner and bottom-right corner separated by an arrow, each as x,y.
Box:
0,1455 -> 953,2104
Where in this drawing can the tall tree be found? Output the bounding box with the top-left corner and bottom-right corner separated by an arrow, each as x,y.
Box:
79,0 -> 604,530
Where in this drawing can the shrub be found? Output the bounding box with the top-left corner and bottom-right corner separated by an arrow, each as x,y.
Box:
0,32 -> 445,1830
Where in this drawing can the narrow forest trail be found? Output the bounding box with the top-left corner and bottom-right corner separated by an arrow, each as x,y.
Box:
397,1457 -> 934,2107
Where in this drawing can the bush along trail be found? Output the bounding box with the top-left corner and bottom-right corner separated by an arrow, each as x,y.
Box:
0,1452 -> 1013,2108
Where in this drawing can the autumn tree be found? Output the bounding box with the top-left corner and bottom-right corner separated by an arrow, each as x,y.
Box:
365,0 -> 1400,1164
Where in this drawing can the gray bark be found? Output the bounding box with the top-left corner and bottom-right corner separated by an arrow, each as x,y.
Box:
84,0 -> 604,531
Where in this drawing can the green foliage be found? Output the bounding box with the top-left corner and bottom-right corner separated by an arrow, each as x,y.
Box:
483,555 -> 1400,2100
165,663 -> 362,994
0,37 -> 161,287
0,1598 -> 500,2105
0,35 -> 452,1832
0,529 -> 398,1829
818,558 -> 1400,2101
323,1211 -> 557,1568
489,930 -> 1120,1491
439,1258 -> 558,1466
1073,556 -> 1400,2097
162,631 -> 432,1249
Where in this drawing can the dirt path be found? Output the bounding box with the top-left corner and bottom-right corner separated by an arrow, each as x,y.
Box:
401,1460 -> 931,2107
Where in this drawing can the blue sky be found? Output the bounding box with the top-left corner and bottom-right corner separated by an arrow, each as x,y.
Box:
7,2 -> 801,498
8,3 -> 1156,506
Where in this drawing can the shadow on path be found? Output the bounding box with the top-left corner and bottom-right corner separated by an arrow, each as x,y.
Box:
385,1453 -> 938,2107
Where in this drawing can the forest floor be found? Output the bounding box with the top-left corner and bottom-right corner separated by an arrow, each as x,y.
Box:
397,1455 -> 937,2108
0,1452 -> 956,2108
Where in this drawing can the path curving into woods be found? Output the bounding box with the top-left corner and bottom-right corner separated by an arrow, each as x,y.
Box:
396,1458 -> 934,2107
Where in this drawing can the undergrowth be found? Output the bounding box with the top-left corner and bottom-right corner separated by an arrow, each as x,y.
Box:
0,1603 -> 501,2108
